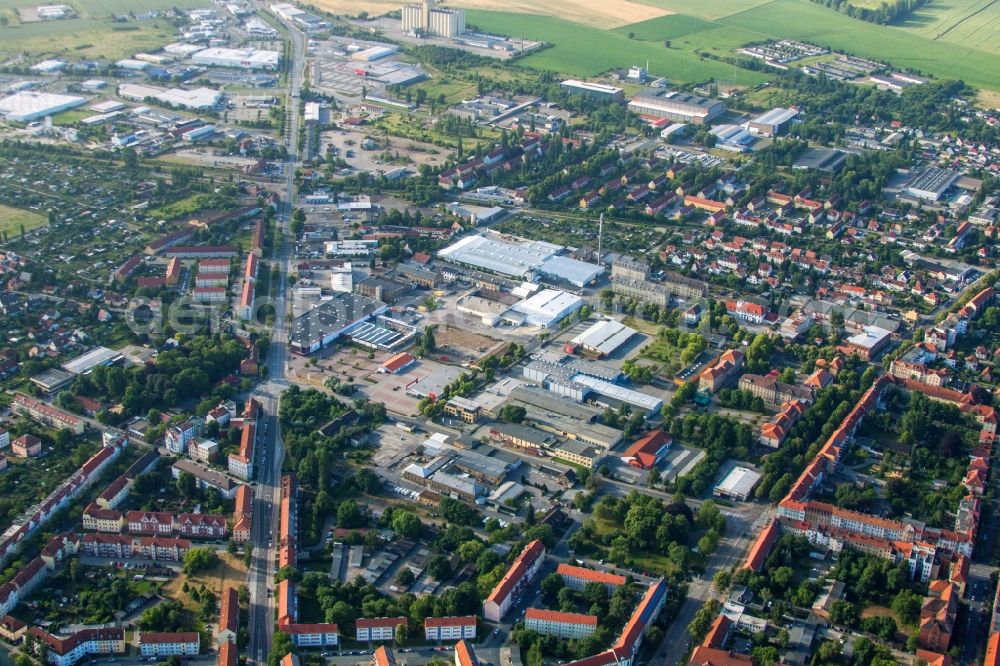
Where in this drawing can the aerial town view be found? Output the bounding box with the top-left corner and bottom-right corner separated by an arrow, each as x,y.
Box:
0,0 -> 999,664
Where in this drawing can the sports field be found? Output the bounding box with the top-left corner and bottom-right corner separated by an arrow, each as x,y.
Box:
462,0 -> 1000,93
0,204 -> 47,238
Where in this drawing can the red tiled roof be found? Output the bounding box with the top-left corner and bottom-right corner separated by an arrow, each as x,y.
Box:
556,563 -> 626,587
525,608 -> 597,626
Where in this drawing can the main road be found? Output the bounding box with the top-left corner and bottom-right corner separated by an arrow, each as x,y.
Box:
246,8 -> 306,666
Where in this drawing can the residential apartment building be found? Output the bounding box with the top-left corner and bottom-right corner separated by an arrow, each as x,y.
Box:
233,483 -> 253,542
738,374 -> 813,407
356,617 -> 407,642
12,394 -> 85,434
483,540 -> 546,622
218,586 -> 239,645
556,563 -> 625,592
424,616 -> 477,641
29,627 -> 125,666
698,349 -> 744,393
524,609 -> 597,639
137,632 -> 200,657
283,624 -> 340,647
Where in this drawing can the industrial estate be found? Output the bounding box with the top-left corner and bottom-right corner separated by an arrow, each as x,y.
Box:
0,0 -> 999,665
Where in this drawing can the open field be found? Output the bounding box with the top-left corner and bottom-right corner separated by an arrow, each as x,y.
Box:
464,9 -> 769,84
894,0 -> 1000,54
313,0 -> 671,28
0,18 -> 178,59
162,552 -> 248,613
0,0 -> 204,58
0,204 -> 47,237
449,0 -> 1000,94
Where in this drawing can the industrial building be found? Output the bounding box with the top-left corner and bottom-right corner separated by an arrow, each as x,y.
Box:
289,293 -> 388,355
747,107 -> 798,136
118,84 -> 222,110
905,167 -> 959,202
559,80 -> 624,103
509,289 -> 584,328
792,147 -> 848,173
191,48 -> 281,70
62,346 -> 124,375
714,466 -> 762,501
627,89 -> 726,124
570,319 -> 637,357
0,91 -> 86,122
437,233 -> 602,287
845,325 -> 893,361
401,0 -> 465,37
710,124 -> 756,152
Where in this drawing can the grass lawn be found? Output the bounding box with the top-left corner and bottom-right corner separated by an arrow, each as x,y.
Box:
0,204 -> 47,237
162,552 -> 248,614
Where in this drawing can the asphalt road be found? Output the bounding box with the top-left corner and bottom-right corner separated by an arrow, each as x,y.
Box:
246,8 -> 305,666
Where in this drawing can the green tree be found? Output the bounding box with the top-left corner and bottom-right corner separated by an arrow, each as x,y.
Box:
183,547 -> 219,575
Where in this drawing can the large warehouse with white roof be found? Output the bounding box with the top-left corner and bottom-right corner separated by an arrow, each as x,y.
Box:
0,91 -> 86,122
191,47 -> 281,70
437,234 -> 603,287
571,319 -> 637,357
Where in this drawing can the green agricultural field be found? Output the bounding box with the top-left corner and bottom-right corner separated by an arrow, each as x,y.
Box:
465,9 -> 769,86
893,0 -> 1000,54
0,204 -> 47,238
622,0 -> 1000,92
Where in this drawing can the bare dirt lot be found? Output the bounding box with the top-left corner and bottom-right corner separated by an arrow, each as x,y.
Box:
162,552 -> 247,614
310,0 -> 671,29
433,324 -> 504,361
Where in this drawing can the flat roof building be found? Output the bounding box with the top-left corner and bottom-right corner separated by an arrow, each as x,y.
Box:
905,167 -> 959,202
628,89 -> 725,125
571,318 -> 637,357
714,466 -> 762,501
560,80 -> 624,103
62,346 -> 123,375
510,289 -> 583,328
793,147 -> 848,173
845,325 -> 893,361
747,107 -> 798,137
0,91 -> 86,122
289,293 -> 387,355
191,48 -> 281,70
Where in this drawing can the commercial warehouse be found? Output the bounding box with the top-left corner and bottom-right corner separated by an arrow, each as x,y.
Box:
628,89 -> 725,124
904,166 -> 959,202
570,319 -> 637,357
289,293 -> 388,355
509,289 -> 583,328
713,466 -> 762,501
747,107 -> 798,136
62,346 -> 124,375
192,48 -> 281,70
437,234 -> 602,287
0,91 -> 86,122
118,84 -> 222,110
